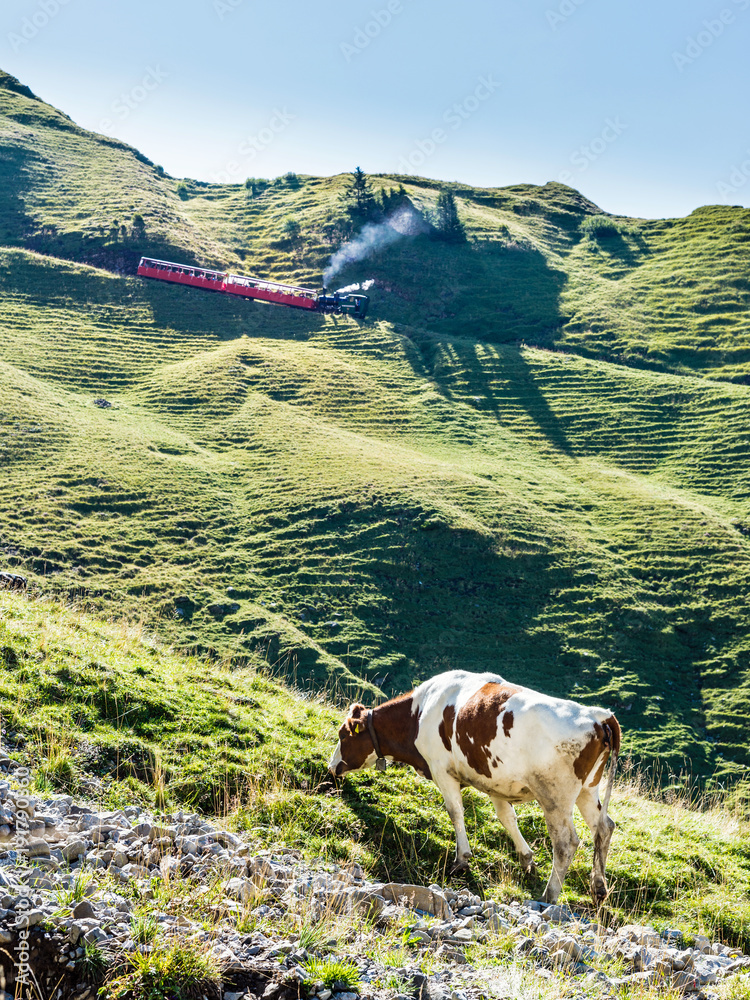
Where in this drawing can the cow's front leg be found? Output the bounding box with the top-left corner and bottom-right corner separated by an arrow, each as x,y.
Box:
434,773 -> 472,873
490,796 -> 536,875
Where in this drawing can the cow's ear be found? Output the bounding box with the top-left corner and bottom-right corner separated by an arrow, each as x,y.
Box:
344,702 -> 368,736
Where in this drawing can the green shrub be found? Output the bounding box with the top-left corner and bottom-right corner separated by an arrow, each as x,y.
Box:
283,217 -> 301,241
106,942 -> 220,1000
580,214 -> 625,239
55,871 -> 93,911
245,177 -> 269,197
131,910 -> 159,945
77,941 -> 108,985
302,957 -> 361,995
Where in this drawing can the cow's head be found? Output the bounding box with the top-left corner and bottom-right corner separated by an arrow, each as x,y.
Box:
328,702 -> 378,777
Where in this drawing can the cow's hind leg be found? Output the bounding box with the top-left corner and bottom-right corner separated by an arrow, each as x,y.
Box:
577,786 -> 615,905
433,772 -> 473,874
489,796 -> 536,875
538,807 -> 579,904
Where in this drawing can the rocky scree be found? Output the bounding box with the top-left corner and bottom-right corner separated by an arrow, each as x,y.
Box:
0,761 -> 747,1000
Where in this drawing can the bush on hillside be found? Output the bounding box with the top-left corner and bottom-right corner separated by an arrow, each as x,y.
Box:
283,217 -> 302,242
245,177 -> 268,197
176,180 -> 189,200
580,214 -> 626,239
285,171 -> 301,189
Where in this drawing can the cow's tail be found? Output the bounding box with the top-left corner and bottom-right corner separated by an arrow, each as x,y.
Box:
601,715 -> 621,816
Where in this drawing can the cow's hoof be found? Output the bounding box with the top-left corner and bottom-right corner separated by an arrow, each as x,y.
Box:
450,859 -> 471,877
591,882 -> 609,906
520,853 -> 537,876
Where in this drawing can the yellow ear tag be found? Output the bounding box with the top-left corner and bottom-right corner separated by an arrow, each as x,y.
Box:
355,723 -> 365,734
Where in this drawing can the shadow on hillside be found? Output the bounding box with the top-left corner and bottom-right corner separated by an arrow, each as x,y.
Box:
364,236 -> 568,345
0,145 -> 43,245
585,230 -> 649,268
303,501 -> 574,701
401,328 -> 573,457
146,283 -> 329,340
0,241 -> 327,344
458,340 -> 572,456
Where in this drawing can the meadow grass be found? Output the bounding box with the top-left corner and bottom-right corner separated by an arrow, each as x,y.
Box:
2,591 -> 750,949
2,246 -> 750,774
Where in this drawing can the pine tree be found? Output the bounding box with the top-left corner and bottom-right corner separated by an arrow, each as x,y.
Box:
434,190 -> 466,243
344,167 -> 377,221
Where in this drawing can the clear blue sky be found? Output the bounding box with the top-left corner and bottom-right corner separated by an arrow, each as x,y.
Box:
3,0 -> 750,218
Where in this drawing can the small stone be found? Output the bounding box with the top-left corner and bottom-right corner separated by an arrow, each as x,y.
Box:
541,903 -> 575,924
672,971 -> 700,993
22,839 -> 50,859
73,900 -> 96,919
17,909 -> 44,927
662,927 -> 684,945
84,926 -> 108,945
61,840 -> 87,862
693,935 -> 711,954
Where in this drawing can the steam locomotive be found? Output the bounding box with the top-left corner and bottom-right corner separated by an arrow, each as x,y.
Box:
137,258 -> 369,319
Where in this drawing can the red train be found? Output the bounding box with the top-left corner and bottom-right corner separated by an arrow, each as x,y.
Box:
137,258 -> 369,318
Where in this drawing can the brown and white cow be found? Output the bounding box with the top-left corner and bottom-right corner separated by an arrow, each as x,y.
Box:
328,670 -> 620,904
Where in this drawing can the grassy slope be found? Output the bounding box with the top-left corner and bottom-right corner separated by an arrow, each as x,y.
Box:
1,73 -> 750,782
3,76 -> 750,382
2,589 -> 750,950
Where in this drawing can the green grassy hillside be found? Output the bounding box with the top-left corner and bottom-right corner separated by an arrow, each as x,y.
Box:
1,71 -> 750,783
3,589 -> 750,950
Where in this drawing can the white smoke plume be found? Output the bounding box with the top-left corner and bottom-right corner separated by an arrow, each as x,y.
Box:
335,279 -> 375,294
323,207 -> 427,286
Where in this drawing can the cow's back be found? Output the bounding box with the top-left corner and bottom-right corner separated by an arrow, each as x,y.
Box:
413,670 -> 614,796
